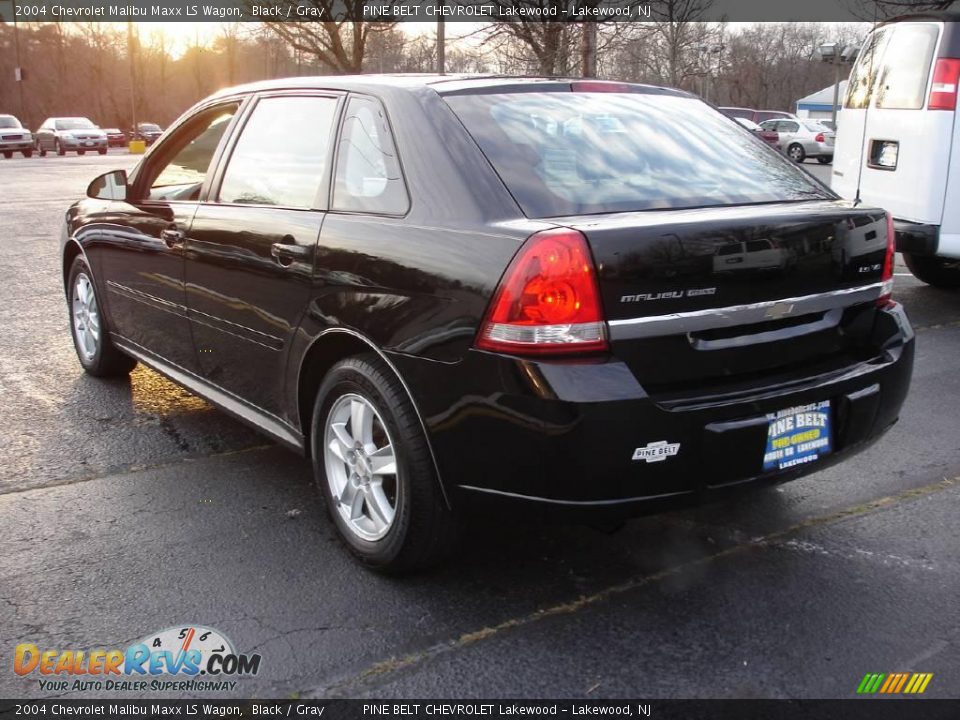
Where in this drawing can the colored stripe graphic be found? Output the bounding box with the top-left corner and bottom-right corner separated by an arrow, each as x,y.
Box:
857,672 -> 933,694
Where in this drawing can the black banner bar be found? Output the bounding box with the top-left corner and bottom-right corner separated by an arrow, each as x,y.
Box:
0,0 -> 927,23
2,700 -> 960,720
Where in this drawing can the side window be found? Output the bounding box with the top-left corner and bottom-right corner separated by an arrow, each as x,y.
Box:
782,122 -> 799,133
146,104 -> 238,202
875,24 -> 939,109
332,95 -> 408,215
845,29 -> 890,110
218,95 -> 339,208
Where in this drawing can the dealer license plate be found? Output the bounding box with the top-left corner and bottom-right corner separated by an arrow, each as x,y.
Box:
763,400 -> 832,472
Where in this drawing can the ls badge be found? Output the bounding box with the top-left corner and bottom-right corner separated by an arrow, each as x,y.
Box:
632,440 -> 681,463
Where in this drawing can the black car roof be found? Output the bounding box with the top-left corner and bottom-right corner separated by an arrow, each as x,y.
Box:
208,74 -> 690,101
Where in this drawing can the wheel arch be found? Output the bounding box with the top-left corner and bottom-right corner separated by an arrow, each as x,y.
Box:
296,328 -> 451,508
62,239 -> 85,298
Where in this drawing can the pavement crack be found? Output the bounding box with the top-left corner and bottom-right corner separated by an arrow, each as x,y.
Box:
308,475 -> 958,699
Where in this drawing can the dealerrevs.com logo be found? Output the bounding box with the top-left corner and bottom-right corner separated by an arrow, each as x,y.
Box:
14,625 -> 262,693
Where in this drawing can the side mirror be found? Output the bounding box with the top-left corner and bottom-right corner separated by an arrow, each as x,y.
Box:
87,170 -> 128,201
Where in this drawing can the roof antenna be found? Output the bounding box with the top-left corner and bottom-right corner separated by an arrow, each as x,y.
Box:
853,3 -> 881,206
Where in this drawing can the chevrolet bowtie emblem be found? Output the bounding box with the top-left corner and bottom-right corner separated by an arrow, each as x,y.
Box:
765,302 -> 795,320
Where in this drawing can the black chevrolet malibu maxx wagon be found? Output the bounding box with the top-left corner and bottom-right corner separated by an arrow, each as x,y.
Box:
62,76 -> 914,571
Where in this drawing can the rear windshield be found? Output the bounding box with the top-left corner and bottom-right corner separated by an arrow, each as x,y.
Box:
445,92 -> 831,218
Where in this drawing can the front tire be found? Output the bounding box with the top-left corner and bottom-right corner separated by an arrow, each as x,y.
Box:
22,149 -> 32,158
55,139 -> 65,156
67,257 -> 137,377
818,156 -> 832,164
98,148 -> 107,155
311,355 -> 457,573
903,253 -> 960,289
2,151 -> 11,159
787,143 -> 806,163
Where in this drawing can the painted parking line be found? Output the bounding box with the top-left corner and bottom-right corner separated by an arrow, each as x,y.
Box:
311,475 -> 958,698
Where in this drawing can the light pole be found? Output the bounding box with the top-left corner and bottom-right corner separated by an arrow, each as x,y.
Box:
818,42 -> 858,128
12,0 -> 27,123
698,43 -> 724,103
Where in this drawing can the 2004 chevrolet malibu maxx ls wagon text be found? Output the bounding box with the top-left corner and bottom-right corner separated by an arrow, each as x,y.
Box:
62,76 -> 914,572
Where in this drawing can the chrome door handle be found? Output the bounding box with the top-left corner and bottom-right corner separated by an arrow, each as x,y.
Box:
161,227 -> 185,248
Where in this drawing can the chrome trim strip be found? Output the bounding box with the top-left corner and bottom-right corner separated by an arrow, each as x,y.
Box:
608,283 -> 884,341
457,484 -> 688,507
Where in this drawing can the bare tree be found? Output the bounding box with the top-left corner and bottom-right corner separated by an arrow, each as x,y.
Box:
254,0 -> 397,74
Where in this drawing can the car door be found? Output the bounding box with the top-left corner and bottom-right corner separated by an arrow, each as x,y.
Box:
778,120 -> 800,150
97,101 -> 242,373
184,92 -> 342,421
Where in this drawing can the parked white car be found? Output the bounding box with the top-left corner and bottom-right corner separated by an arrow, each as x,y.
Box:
0,114 -> 34,158
760,118 -> 836,163
832,14 -> 960,287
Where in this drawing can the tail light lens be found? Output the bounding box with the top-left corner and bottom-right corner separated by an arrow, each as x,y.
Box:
476,228 -> 608,356
929,58 -> 960,110
877,212 -> 895,307
815,133 -> 825,143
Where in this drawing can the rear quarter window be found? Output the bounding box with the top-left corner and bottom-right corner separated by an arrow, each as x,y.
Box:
444,92 -> 831,218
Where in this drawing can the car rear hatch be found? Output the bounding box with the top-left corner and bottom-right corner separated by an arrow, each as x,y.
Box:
557,201 -> 890,398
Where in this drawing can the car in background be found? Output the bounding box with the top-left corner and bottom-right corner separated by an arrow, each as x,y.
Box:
130,122 -> 163,145
734,117 -> 780,149
819,119 -> 837,131
103,128 -> 127,147
760,118 -> 835,163
719,107 -> 796,124
35,117 -> 107,156
833,14 -> 960,288
62,75 -> 913,572
0,114 -> 34,158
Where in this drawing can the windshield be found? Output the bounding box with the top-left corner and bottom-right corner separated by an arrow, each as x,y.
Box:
445,92 -> 832,218
55,118 -> 95,130
140,124 -> 161,132
0,117 -> 21,129
735,117 -> 761,131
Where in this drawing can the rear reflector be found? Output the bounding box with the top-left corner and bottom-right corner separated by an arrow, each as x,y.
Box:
476,228 -> 608,356
929,58 -> 960,110
877,212 -> 895,307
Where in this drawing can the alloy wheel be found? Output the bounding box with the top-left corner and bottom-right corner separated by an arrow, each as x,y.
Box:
72,273 -> 100,361
323,393 -> 399,541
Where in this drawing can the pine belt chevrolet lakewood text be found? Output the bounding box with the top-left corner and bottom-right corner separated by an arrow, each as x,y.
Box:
62,76 -> 914,572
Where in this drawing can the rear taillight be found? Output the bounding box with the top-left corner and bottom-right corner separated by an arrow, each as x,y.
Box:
476,228 -> 608,356
877,212 -> 895,307
815,133 -> 825,143
929,58 -> 960,110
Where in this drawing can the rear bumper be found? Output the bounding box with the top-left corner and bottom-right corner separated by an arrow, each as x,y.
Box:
894,219 -> 939,257
391,303 -> 914,519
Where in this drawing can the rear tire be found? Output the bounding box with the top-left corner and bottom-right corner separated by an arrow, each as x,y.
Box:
787,143 -> 806,163
2,151 -> 11,159
55,139 -> 65,156
22,149 -> 32,158
311,354 -> 457,573
38,141 -> 46,157
98,148 -> 107,155
903,253 -> 960,289
818,156 -> 832,164
78,150 -> 86,156
67,256 -> 137,377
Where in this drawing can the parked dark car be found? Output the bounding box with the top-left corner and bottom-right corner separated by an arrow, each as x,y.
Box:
130,122 -> 163,144
62,76 -> 914,572
719,106 -> 796,124
103,128 -> 127,147
35,117 -> 107,156
0,114 -> 34,157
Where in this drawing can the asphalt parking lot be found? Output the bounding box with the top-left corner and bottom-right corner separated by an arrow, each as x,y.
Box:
1,152 -> 959,700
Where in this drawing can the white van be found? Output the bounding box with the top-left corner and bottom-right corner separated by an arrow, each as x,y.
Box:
832,13 -> 960,287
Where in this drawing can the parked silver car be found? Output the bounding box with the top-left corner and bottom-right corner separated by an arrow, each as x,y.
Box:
759,118 -> 836,164
0,114 -> 34,158
34,117 -> 107,156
